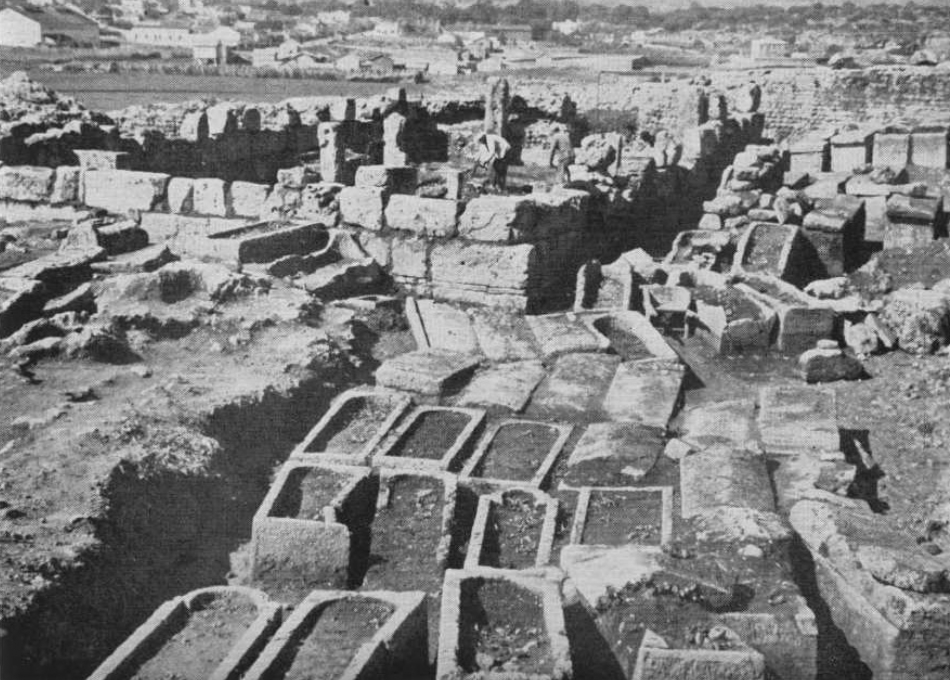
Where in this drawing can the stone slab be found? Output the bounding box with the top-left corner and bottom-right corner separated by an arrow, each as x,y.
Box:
415,299 -> 480,354
458,360 -> 546,412
564,421 -> 665,487
0,165 -> 54,202
526,313 -> 609,360
872,132 -> 910,169
339,186 -> 387,231
679,399 -> 757,449
758,386 -> 839,456
602,358 -> 684,428
84,170 -> 170,214
375,349 -> 480,396
527,352 -> 620,418
385,195 -> 458,238
910,130 -> 949,169
467,309 -> 539,362
680,447 -> 776,518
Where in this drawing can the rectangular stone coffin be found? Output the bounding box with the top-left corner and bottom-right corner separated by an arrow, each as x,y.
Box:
460,418 -> 572,488
582,310 -> 679,362
758,385 -> 839,456
830,131 -> 872,172
567,485 -> 673,548
733,222 -> 814,287
250,462 -> 377,591
242,590 -> 428,680
373,405 -> 485,473
692,284 -> 777,354
664,229 -> 733,271
175,220 -> 329,266
464,489 -> 559,570
88,586 -> 282,680
437,568 -> 572,680
291,387 -> 412,465
802,194 -> 865,276
737,275 -> 835,353
362,471 -> 458,592
910,128 -> 949,169
574,259 -> 634,312
602,358 -> 685,428
632,628 -> 766,680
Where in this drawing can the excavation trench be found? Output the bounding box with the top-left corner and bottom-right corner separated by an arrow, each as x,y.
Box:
0,363 -> 365,680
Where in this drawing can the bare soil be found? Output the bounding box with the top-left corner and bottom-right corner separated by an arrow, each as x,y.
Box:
472,422 -> 559,482
459,579 -> 552,676
361,476 -> 446,593
130,592 -> 258,680
483,491 -> 546,569
276,598 -> 394,680
390,410 -> 472,461
582,490 -> 664,547
304,396 -> 394,456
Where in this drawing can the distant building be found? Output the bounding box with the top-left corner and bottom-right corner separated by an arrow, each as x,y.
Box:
316,10 -> 350,27
751,37 -> 788,61
552,19 -> 580,37
128,23 -> 192,46
369,20 -> 401,38
0,4 -> 99,47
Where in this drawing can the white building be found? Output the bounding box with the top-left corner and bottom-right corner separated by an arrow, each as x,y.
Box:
0,8 -> 41,47
552,19 -> 580,36
128,24 -> 192,47
751,38 -> 788,61
316,10 -> 349,26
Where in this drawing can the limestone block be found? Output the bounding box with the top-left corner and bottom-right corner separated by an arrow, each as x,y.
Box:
50,166 -> 80,205
458,194 -> 537,243
339,186 -> 387,231
430,241 -> 534,291
910,129 -> 948,169
879,288 -> 950,354
354,165 -> 417,194
179,110 -> 209,142
872,132 -> 910,169
527,352 -> 620,418
375,349 -> 479,396
602,358 -> 684,428
192,178 -> 230,217
886,194 -> 941,225
206,102 -> 238,137
680,447 -> 776,518
391,235 -> 429,282
564,421 -> 664,487
166,177 -> 194,214
0,165 -> 54,202
385,195 -> 459,238
84,170 -> 170,213
458,360 -> 546,412
229,181 -> 270,219
73,150 -> 131,171
830,131 -> 871,172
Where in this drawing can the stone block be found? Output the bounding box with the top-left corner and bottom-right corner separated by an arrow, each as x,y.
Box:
390,234 -> 429,282
229,181 -> 270,219
385,195 -> 459,238
872,132 -> 910,169
758,385 -> 839,456
206,102 -> 238,137
737,277 -> 836,354
879,288 -> 950,354
165,177 -> 194,214
830,131 -> 871,172
910,129 -> 949,169
886,194 -> 941,225
799,346 -> 864,383
339,186 -> 387,231
50,166 -> 81,205
863,195 -> 888,243
73,149 -> 131,171
375,349 -> 479,396
176,221 -> 329,266
84,170 -> 170,214
632,628 -> 766,680
0,165 -> 54,202
414,299 -> 480,354
192,178 -> 231,217
430,241 -> 535,292
355,165 -> 418,194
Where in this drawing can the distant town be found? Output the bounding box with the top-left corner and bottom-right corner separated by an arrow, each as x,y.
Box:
2,0 -> 950,81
